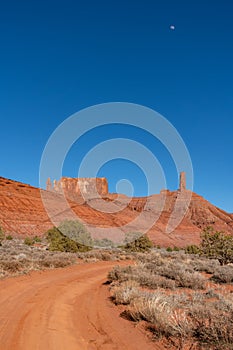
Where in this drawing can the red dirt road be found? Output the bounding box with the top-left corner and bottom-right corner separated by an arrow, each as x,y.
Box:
0,262 -> 157,350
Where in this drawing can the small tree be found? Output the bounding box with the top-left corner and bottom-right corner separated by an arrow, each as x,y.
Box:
58,220 -> 93,247
200,226 -> 233,265
46,226 -> 91,252
123,234 -> 153,252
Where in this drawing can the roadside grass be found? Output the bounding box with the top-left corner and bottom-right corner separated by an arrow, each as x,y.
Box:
0,239 -> 132,278
108,249 -> 233,350
0,239 -> 77,277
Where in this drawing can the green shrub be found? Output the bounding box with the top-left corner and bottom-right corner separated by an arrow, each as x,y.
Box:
200,226 -> 233,265
24,237 -> 34,246
33,236 -> 42,243
166,247 -> 173,252
6,235 -> 13,240
58,220 -> 93,247
173,246 -> 180,252
46,226 -> 91,252
185,244 -> 200,255
122,234 -> 153,252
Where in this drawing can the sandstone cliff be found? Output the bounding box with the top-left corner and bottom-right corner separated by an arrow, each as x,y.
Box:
0,176 -> 233,247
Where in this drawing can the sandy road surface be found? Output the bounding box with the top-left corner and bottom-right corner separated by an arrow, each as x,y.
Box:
0,261 -> 158,350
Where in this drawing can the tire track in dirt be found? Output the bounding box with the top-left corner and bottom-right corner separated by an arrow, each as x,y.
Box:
0,261 -> 158,350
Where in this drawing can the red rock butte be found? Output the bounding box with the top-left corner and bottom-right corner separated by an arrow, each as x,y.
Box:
46,177 -> 109,201
0,174 -> 233,247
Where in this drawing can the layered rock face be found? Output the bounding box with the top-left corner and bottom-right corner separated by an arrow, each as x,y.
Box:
0,175 -> 233,247
46,177 -> 108,200
46,177 -> 108,201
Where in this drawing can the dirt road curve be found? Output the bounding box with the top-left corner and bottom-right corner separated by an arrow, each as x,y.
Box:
0,261 -> 157,350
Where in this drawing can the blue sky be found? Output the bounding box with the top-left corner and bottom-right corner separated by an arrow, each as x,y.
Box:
0,0 -> 232,212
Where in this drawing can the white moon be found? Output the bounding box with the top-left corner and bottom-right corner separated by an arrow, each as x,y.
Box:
170,25 -> 175,30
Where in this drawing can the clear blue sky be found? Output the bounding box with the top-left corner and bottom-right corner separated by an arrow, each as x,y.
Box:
0,0 -> 232,212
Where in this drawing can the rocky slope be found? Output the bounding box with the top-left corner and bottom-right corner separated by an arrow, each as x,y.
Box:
0,176 -> 233,247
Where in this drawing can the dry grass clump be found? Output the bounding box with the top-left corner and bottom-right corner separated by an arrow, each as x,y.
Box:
211,265 -> 233,284
150,262 -> 205,290
0,239 -> 132,279
190,258 -> 220,274
76,250 -> 125,262
111,280 -> 140,305
110,281 -> 233,349
108,265 -> 175,290
0,239 -> 76,278
109,252 -> 206,290
189,300 -> 233,349
130,294 -> 192,343
108,250 -> 233,349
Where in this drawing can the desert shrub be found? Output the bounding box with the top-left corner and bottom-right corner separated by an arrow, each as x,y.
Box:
129,294 -> 233,348
47,227 -> 91,252
129,293 -> 192,340
77,250 -> 116,261
136,271 -> 176,290
58,220 -> 93,247
24,237 -> 34,246
175,271 -> 205,290
166,247 -> 173,252
189,302 -> 233,348
153,262 -> 205,290
107,265 -> 134,282
109,257 -> 205,290
0,226 -> 4,245
0,260 -> 22,272
93,238 -> 115,248
173,246 -> 180,252
200,226 -> 233,265
6,235 -> 13,240
211,265 -> 233,284
110,279 -> 233,349
38,254 -> 75,268
108,249 -> 233,349
185,244 -> 200,255
111,280 -> 140,305
123,234 -> 153,252
0,239 -> 78,278
33,236 -> 42,243
190,258 -> 220,274
136,252 -> 167,266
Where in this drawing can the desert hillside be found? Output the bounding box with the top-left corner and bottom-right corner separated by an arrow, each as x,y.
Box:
0,176 -> 233,247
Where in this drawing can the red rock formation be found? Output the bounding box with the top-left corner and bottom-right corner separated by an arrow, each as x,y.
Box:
0,176 -> 233,247
179,171 -> 186,191
47,177 -> 108,201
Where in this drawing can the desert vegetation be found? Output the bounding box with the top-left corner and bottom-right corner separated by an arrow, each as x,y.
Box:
46,220 -> 154,253
1,222 -> 233,349
0,234 -> 131,279
0,238 -> 77,278
0,237 -> 131,278
122,232 -> 153,252
108,247 -> 233,349
46,226 -> 91,253
0,219 -> 148,278
186,226 -> 233,265
0,225 -> 5,245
